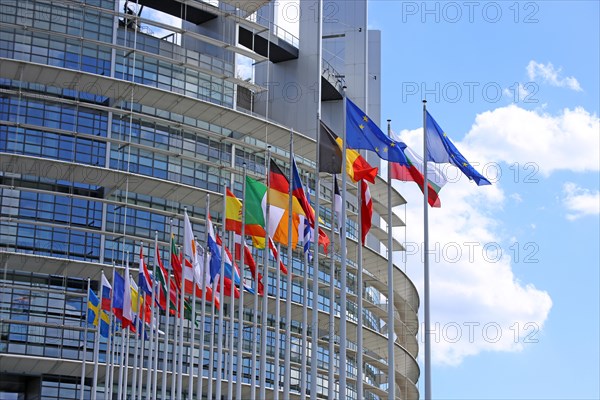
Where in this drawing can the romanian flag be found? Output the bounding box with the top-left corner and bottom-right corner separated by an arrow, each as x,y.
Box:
319,120 -> 378,183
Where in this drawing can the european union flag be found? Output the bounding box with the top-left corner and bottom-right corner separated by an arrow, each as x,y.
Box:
346,98 -> 409,165
425,111 -> 491,186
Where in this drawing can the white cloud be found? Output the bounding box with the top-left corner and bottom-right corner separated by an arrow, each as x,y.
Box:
510,193 -> 523,203
527,61 -> 583,91
393,128 -> 552,367
503,83 -> 531,102
562,182 -> 600,220
464,105 -> 599,176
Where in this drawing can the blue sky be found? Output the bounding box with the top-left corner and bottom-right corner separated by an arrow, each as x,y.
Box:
369,1 -> 599,399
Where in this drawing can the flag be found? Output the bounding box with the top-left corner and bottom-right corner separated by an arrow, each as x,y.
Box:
268,237 -> 288,275
154,242 -> 170,311
292,157 -> 331,255
112,270 -> 124,322
101,273 -> 112,311
360,180 -> 373,245
226,188 -> 266,237
234,234 -> 264,296
87,288 -> 109,338
319,120 -> 378,183
138,244 -> 153,295
245,174 -> 304,249
346,98 -> 409,164
389,143 -> 446,208
207,213 -> 240,298
425,110 -> 491,186
87,287 -> 100,326
183,210 -> 199,294
122,260 -> 134,331
170,233 -> 183,289
302,187 -> 314,261
333,175 -> 342,232
318,121 -> 343,174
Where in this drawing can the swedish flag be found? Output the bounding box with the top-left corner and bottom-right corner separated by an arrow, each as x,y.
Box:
87,288 -> 110,338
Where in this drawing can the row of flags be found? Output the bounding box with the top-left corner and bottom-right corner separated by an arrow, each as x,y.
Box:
81,96 -> 490,399
86,97 -> 491,338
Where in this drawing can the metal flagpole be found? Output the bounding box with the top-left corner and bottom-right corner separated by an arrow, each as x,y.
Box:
275,242 -> 283,399
310,114 -> 321,400
188,239 -> 198,400
227,231 -> 235,398
150,232 -> 160,400
357,176 -> 364,399
131,284 -> 140,400
327,175 -> 336,400
123,323 -> 131,400
283,129 -> 294,400
300,171 -> 311,399
80,278 -> 91,400
310,1 -> 323,394
178,227 -> 186,400
168,220 -> 176,400
250,166 -> 260,400
339,87 -> 349,399
161,225 -> 171,400
259,146 -> 272,400
199,194 -> 210,400
107,263 -> 118,399
423,99 -> 432,400
387,120 -> 396,399
137,255 -> 147,400
216,185 -> 228,400
92,278 -> 101,400
235,165 -> 248,399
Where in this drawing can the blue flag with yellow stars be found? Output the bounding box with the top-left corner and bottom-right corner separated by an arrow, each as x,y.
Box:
346,98 -> 409,165
425,111 -> 491,186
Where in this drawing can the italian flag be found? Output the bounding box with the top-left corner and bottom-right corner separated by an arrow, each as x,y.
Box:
390,144 -> 446,208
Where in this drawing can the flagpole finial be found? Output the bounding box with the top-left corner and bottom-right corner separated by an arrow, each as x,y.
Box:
423,99 -> 427,104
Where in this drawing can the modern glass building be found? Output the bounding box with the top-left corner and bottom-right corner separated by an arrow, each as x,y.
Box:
0,0 -> 420,398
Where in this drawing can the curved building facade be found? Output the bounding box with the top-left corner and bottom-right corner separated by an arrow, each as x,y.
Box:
0,1 -> 420,399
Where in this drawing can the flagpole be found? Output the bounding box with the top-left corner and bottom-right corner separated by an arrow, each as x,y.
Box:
250,168 -> 259,400
123,322 -> 131,400
188,238 -> 197,400
107,263 -> 117,399
161,224 -> 171,400
178,219 -> 186,400
357,176 -> 364,399
387,120 -> 396,399
131,279 -> 140,400
227,232 -> 235,397
216,184 -> 228,400
80,278 -> 91,400
339,86 -> 349,399
327,175 -> 336,400
310,113 -> 321,400
92,278 -> 101,400
259,146 -> 272,400
300,171 -> 311,399
282,128 -> 295,399
137,246 -> 147,400
168,219 -> 177,400
236,164 -> 248,399
150,232 -> 159,400
423,99 -> 432,400
199,195 -> 210,400
275,241 -> 283,399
